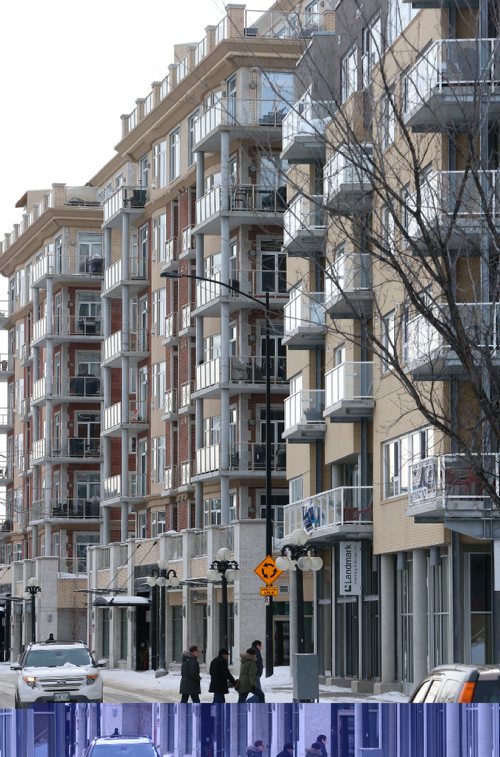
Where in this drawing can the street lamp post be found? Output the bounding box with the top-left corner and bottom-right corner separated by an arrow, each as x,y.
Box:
276,529 -> 323,654
162,269 -> 275,676
146,560 -> 180,677
24,577 -> 42,643
207,547 -> 240,651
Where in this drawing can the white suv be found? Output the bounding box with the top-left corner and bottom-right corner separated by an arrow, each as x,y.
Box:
11,640 -> 106,707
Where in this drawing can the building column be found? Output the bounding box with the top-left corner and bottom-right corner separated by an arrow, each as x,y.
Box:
194,150 -> 205,530
412,548 -> 428,685
219,130 -> 230,524
375,553 -> 396,693
120,215 -> 130,542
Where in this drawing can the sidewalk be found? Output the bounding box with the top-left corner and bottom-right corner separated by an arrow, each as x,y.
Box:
102,666 -> 408,703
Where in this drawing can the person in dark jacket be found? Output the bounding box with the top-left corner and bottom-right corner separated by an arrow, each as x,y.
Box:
276,743 -> 294,757
305,745 -> 322,756
238,648 -> 258,702
250,639 -> 265,703
179,644 -> 201,703
209,647 -> 236,703
246,740 -> 265,756
316,735 -> 327,757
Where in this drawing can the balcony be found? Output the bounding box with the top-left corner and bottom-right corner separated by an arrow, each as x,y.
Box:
179,226 -> 195,260
282,486 -> 373,542
103,257 -> 148,296
161,237 -> 178,274
193,268 -> 287,317
283,389 -> 326,442
324,147 -> 372,213
195,184 -> 286,234
31,438 -> 101,465
32,251 -> 104,289
32,315 -> 102,346
324,362 -> 374,421
0,461 -> 13,485
325,252 -> 372,319
408,454 -> 500,538
193,355 -> 287,399
407,170 -> 500,251
162,389 -> 177,421
103,186 -> 147,228
0,355 -> 13,379
0,409 -> 12,433
178,382 -> 193,413
405,303 -> 500,379
281,93 -> 333,163
283,291 -> 326,349
194,98 -> 288,153
102,400 -> 148,436
404,39 -> 500,131
102,473 -> 146,504
193,442 -> 286,480
29,498 -> 101,523
32,375 -> 102,406
102,330 -> 149,367
283,195 -> 325,255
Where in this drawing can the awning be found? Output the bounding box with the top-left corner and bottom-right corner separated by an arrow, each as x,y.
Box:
92,595 -> 150,607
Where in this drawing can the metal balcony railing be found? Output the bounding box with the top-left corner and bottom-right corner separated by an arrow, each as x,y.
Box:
283,486 -> 373,538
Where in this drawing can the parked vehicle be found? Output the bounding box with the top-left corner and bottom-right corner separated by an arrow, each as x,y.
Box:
11,640 -> 106,707
410,664 -> 500,703
83,736 -> 160,756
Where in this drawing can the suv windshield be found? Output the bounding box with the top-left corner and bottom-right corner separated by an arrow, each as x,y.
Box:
24,648 -> 92,667
473,680 -> 500,702
91,745 -> 156,756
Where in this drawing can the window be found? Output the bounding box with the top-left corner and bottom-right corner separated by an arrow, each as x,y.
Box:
153,139 -> 167,187
152,437 -> 166,485
259,492 -> 288,539
139,154 -> 149,188
188,110 -> 199,165
387,0 -> 417,45
203,416 -> 221,447
137,511 -> 147,539
203,333 -> 221,362
304,1 -> 320,30
341,47 -> 357,103
382,311 -> 396,371
383,427 -> 433,498
362,17 -> 382,87
259,239 -> 286,293
260,72 -> 294,124
169,128 -> 180,181
151,509 -> 166,536
119,608 -> 128,660
290,476 -> 304,503
152,361 -> 166,410
78,234 -> 102,273
153,214 -> 166,261
402,184 -> 411,233
204,498 -> 222,526
152,288 -> 167,336
381,95 -> 395,149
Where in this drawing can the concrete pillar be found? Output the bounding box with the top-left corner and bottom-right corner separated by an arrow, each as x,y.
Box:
412,548 -> 428,685
101,508 -> 110,546
376,553 -> 396,691
220,130 -> 230,524
232,520 -> 266,662
195,150 -> 205,530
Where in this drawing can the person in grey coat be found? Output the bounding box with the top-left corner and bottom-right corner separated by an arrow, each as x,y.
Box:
179,644 -> 201,703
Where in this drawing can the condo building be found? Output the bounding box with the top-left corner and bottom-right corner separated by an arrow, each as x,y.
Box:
0,0 -> 497,694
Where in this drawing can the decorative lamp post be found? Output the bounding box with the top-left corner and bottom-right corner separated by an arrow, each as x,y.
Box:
275,529 -> 323,654
24,577 -> 42,643
206,547 -> 240,651
146,560 -> 180,677
162,269 -> 275,676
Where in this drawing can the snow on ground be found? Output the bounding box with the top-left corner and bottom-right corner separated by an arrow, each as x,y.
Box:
101,666 -> 409,703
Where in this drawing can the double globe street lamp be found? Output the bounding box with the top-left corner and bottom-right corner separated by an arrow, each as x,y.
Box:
24,577 -> 42,643
146,560 -> 180,677
207,547 -> 240,651
276,529 -> 323,654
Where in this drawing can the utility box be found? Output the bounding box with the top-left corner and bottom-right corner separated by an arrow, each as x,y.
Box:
293,653 -> 319,702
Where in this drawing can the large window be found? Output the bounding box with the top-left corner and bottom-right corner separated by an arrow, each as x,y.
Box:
387,0 -> 417,45
152,437 -> 166,485
78,233 -> 102,273
188,110 -> 199,165
362,16 -> 382,87
169,128 -> 180,181
341,47 -> 357,103
260,71 -> 294,124
383,427 -> 433,498
259,492 -> 288,539
153,213 -> 166,261
153,139 -> 167,187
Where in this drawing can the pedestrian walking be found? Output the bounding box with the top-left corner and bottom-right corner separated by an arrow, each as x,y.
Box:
179,644 -> 201,703
45,633 -> 55,643
305,745 -> 322,756
247,740 -> 265,756
238,647 -> 258,703
209,647 -> 236,703
110,728 -> 120,738
316,735 -> 327,757
251,639 -> 265,702
276,742 -> 294,757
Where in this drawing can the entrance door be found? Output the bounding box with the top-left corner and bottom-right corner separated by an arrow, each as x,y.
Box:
273,618 -> 290,665
336,597 -> 359,678
465,552 -> 492,663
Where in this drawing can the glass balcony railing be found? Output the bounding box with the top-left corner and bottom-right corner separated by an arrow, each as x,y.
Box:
283,486 -> 373,538
103,331 -> 148,362
284,291 -> 325,336
324,148 -> 372,205
196,355 -> 287,392
283,195 -> 325,248
103,186 -> 147,223
324,362 -> 374,408
284,389 -> 325,429
194,98 -> 290,145
281,94 -> 334,156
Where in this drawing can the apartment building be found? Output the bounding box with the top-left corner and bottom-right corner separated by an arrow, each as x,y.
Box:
0,1 -> 334,668
281,0 -> 500,692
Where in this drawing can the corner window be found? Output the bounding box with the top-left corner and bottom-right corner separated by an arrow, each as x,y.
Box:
341,47 -> 357,103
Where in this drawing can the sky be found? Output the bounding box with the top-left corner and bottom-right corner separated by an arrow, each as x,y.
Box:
0,0 -> 275,236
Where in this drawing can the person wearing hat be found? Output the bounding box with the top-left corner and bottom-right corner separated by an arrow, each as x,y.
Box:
208,647 -> 236,703
276,742 -> 294,757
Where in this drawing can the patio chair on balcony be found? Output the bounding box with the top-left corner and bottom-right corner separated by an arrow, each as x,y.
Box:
253,445 -> 266,468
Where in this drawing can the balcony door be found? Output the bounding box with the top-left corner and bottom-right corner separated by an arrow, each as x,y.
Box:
259,239 -> 286,294
260,322 -> 286,379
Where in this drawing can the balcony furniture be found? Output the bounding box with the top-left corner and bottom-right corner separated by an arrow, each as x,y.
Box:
232,360 -> 250,380
69,438 -> 84,456
254,444 -> 266,467
276,445 -> 286,470
304,407 -> 323,422
78,317 -> 100,335
87,257 -> 104,275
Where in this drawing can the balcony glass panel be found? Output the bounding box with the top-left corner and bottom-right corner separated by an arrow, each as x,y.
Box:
325,362 -> 374,406
284,290 -> 325,335
283,486 -> 373,537
284,390 -> 325,429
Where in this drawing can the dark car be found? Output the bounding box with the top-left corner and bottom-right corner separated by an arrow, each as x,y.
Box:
410,664 -> 500,703
84,736 -> 160,756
